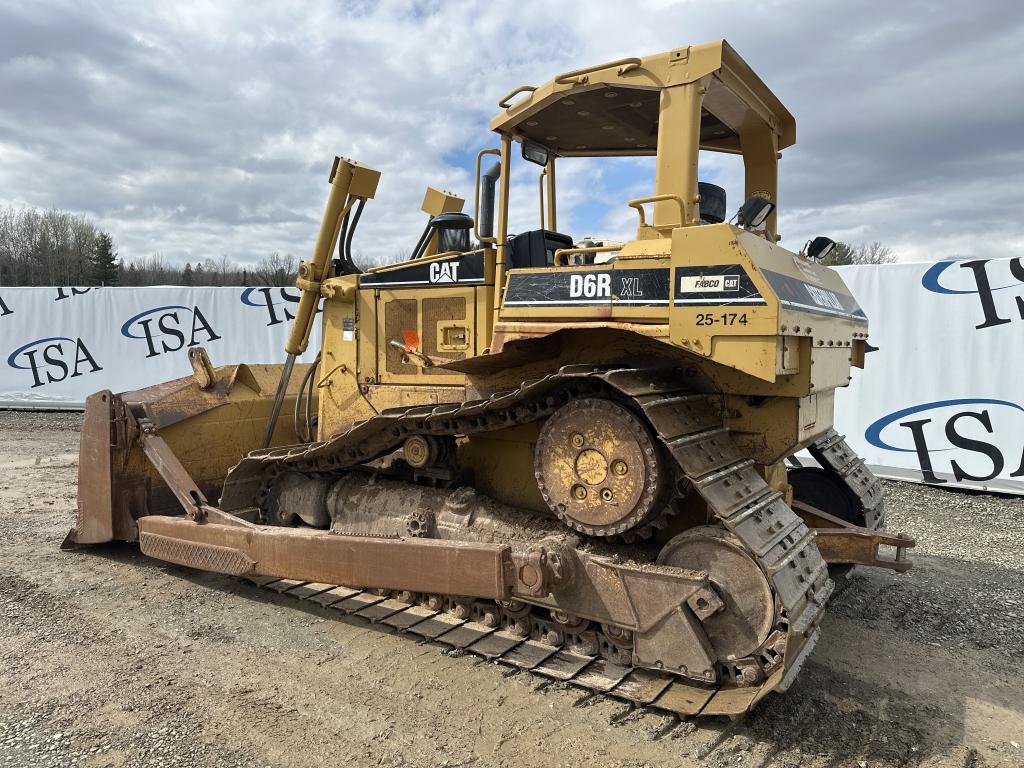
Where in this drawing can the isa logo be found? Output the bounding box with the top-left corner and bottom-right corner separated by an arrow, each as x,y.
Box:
922,258 -> 1024,330
866,398 -> 1024,484
54,287 -> 95,302
6,336 -> 103,388
121,305 -> 222,358
240,287 -> 301,327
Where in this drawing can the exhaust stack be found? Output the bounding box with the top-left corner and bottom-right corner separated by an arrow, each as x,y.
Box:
478,160 -> 501,242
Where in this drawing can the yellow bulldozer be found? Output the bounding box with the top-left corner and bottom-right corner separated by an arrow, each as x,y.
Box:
66,40 -> 914,717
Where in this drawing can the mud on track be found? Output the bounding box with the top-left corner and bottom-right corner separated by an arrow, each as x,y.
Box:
1,410 -> 1022,768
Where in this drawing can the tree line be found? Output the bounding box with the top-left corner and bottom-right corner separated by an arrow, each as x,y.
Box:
0,207 -> 298,287
118,252 -> 298,287
0,204 -> 897,288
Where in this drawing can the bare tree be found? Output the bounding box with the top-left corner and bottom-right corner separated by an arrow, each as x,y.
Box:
253,252 -> 296,286
0,206 -> 99,286
820,241 -> 897,267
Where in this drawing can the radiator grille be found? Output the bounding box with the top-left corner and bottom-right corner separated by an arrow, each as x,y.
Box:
384,298 -> 419,375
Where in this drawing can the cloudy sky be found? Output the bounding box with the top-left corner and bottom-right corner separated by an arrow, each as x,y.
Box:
1,0 -> 1022,266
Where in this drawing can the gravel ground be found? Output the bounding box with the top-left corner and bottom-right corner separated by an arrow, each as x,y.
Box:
1,410 -> 1022,768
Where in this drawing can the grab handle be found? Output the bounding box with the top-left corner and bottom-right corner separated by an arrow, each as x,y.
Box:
554,57 -> 642,85
628,194 -> 685,228
498,85 -> 537,111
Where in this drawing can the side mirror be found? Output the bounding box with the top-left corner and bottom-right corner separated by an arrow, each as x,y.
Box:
521,140 -> 549,167
736,196 -> 775,229
807,236 -> 836,262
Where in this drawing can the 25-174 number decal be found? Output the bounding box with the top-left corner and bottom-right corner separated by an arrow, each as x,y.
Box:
695,312 -> 749,327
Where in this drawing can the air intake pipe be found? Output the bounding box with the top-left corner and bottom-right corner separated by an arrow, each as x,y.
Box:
478,160 -> 501,242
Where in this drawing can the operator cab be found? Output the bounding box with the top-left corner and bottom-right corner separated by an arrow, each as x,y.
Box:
479,40 -> 794,271
363,42 -> 788,283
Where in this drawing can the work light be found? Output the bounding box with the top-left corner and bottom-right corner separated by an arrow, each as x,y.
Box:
737,196 -> 775,229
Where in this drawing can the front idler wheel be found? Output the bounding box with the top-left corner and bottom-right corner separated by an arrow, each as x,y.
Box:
657,526 -> 776,663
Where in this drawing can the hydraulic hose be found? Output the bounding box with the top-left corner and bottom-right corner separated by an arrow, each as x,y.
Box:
343,198 -> 366,273
293,352 -> 321,443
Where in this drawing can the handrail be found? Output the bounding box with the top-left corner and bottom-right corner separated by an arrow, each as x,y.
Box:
628,194 -> 685,228
553,245 -> 622,266
554,57 -> 643,86
474,148 -> 501,245
498,85 -> 537,111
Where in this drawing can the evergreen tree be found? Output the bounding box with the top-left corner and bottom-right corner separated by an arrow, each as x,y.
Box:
88,232 -> 120,285
182,262 -> 194,286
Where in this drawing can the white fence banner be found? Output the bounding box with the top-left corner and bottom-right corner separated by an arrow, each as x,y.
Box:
832,257 -> 1024,494
1,259 -> 1022,494
0,286 -> 319,408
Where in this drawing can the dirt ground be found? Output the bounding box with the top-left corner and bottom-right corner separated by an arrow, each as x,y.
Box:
1,410 -> 1022,768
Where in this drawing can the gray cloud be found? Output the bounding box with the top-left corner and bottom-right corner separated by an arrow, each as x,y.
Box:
1,0 -> 1022,266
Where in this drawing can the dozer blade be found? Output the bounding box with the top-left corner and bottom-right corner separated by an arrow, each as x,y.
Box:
70,389 -> 119,545
64,358 -> 312,547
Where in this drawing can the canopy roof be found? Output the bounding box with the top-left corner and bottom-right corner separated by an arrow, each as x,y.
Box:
489,40 -> 795,158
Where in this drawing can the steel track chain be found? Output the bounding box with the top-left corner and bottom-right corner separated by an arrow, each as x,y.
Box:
219,372 -> 595,512
807,429 -> 886,530
221,365 -> 834,712
593,368 -> 832,692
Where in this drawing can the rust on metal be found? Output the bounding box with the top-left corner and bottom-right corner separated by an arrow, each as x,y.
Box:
66,390 -> 116,546
139,531 -> 256,575
535,397 -> 667,537
188,346 -> 216,390
793,500 -> 915,571
137,515 -> 515,599
111,366 -> 849,712
812,528 -> 915,572
138,422 -> 209,519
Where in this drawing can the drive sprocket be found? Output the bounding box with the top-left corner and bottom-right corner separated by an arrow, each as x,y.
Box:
534,397 -> 668,538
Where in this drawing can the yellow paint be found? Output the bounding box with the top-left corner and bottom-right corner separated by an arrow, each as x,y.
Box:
160,42 -> 874,510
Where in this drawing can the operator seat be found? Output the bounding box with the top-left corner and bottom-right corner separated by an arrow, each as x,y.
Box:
506,230 -> 574,269
411,212 -> 474,259
698,182 -> 726,224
